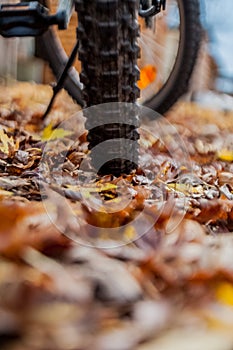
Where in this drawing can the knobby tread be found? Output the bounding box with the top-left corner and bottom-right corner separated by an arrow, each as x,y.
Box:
37,0 -> 201,119
76,0 -> 140,176
37,0 -> 201,121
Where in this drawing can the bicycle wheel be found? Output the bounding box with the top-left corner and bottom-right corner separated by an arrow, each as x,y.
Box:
36,0 -> 201,114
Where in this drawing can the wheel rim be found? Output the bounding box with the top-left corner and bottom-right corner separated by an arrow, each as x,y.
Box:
138,0 -> 185,105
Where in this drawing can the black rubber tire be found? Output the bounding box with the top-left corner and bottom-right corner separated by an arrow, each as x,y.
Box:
76,0 -> 140,176
36,0 -> 202,114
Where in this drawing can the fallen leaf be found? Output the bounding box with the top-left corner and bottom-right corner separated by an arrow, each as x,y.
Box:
0,189 -> 13,199
166,182 -> 204,197
41,123 -> 73,141
217,149 -> 233,162
138,65 -> 157,90
216,282 -> 233,306
0,129 -> 18,156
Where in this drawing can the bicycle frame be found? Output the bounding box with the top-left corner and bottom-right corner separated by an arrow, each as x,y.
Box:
0,0 -> 73,37
0,0 -> 165,38
139,0 -> 166,17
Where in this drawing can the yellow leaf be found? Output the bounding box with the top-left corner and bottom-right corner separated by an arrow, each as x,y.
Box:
0,189 -> 13,198
216,282 -> 233,306
66,183 -> 117,193
217,149 -> 233,162
65,183 -> 117,200
202,311 -> 233,331
0,129 -> 15,155
96,183 -> 118,192
124,225 -> 136,240
42,123 -> 73,141
166,182 -> 204,196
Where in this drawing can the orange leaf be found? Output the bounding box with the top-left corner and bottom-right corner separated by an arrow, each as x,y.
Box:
138,65 -> 157,89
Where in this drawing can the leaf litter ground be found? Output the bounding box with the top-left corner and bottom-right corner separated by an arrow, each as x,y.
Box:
1,83 -> 233,349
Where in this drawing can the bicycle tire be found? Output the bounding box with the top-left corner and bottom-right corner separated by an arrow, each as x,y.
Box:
76,0 -> 140,176
36,0 -> 201,114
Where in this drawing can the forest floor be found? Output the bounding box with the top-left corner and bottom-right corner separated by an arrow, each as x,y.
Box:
1,82 -> 233,350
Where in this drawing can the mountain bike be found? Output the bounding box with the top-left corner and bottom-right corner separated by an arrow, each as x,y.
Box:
0,0 -> 201,176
